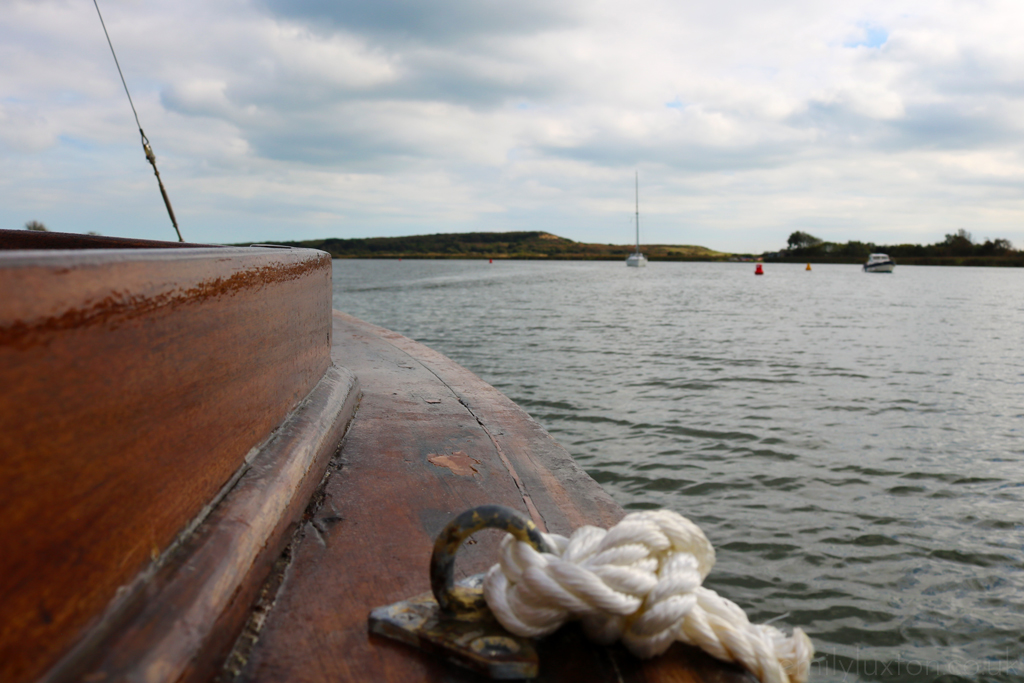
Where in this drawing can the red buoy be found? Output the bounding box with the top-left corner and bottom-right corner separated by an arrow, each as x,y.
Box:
489,258 -> 493,264
754,263 -> 764,275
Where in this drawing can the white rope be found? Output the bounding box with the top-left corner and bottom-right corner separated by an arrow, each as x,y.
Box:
483,510 -> 813,683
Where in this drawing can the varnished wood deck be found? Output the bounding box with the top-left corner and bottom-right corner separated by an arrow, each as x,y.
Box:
232,312 -> 754,683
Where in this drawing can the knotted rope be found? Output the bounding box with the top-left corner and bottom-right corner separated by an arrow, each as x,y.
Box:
483,509 -> 813,683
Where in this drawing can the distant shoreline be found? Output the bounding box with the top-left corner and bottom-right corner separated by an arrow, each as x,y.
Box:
772,229 -> 1023,267
335,255 -> 1022,265
770,255 -> 1024,267
258,231 -> 731,261
328,253 -> 729,261
246,230 -> 1024,266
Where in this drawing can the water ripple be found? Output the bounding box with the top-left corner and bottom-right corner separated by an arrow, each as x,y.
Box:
334,260 -> 1024,682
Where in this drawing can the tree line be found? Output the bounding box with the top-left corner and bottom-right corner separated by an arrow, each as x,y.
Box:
770,229 -> 1022,266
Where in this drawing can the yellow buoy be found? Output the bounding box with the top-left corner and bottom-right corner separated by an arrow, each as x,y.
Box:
806,263 -> 812,271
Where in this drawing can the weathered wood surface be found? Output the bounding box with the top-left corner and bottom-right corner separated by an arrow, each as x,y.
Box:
0,243 -> 334,683
55,366 -> 360,683
235,312 -> 754,683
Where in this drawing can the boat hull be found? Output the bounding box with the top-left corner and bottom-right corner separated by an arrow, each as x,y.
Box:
626,253 -> 648,267
864,262 -> 895,272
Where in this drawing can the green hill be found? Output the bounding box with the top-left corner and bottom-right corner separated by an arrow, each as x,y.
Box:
267,231 -> 728,261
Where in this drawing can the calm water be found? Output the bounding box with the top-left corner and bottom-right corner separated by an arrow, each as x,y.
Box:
332,260 -> 1024,682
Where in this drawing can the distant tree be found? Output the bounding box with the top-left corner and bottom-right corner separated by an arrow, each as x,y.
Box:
835,240 -> 874,260
886,242 -> 925,258
939,228 -> 975,256
978,238 -> 1013,254
787,231 -> 822,250
943,228 -> 973,247
25,220 -> 48,232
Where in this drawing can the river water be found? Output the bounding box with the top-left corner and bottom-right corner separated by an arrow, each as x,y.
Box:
332,259 -> 1024,683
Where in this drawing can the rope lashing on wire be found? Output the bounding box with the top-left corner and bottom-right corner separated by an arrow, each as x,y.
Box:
482,509 -> 814,683
93,0 -> 183,242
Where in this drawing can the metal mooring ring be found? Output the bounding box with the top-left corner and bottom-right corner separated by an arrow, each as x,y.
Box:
430,505 -> 551,620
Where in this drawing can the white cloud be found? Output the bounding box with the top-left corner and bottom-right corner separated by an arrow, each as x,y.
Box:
2,0 -> 1024,251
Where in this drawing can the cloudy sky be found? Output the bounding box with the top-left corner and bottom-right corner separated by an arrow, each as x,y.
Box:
3,0 -> 1024,252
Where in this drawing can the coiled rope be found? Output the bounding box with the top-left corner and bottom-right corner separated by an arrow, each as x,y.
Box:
483,509 -> 813,683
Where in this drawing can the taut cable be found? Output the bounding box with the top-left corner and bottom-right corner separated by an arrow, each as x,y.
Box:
93,0 -> 183,242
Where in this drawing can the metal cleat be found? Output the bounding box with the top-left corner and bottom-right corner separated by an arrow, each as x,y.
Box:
368,505 -> 551,679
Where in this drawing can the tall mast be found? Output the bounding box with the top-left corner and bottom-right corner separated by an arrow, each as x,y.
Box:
634,171 -> 640,253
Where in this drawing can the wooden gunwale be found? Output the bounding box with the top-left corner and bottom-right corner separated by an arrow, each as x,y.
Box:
50,365 -> 360,683
0,233 -> 356,683
0,229 -> 212,251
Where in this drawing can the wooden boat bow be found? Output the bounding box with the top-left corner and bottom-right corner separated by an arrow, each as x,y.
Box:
0,230 -> 753,683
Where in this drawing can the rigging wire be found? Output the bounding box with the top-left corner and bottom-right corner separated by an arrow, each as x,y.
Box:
93,0 -> 183,242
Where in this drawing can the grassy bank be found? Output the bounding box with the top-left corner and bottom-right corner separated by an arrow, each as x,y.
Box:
265,231 -> 729,261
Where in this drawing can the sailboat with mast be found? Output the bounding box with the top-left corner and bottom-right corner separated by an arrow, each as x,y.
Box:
626,171 -> 647,267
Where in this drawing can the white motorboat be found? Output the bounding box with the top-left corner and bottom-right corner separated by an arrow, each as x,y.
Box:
626,172 -> 647,267
864,253 -> 895,272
